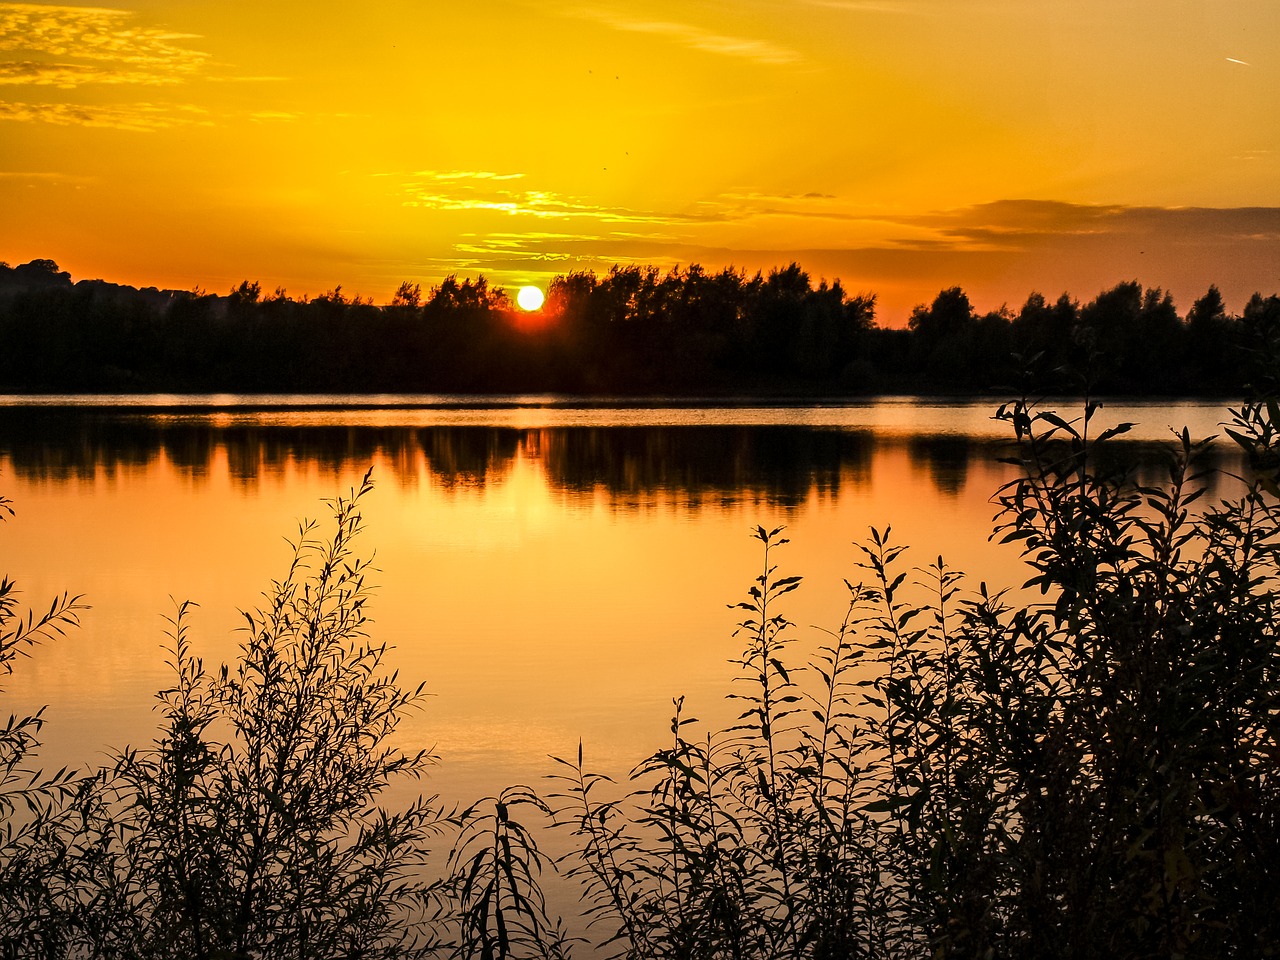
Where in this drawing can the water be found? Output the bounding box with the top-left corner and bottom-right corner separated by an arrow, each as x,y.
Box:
0,396 -> 1244,808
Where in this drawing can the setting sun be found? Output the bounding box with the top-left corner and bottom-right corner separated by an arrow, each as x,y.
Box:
516,285 -> 545,311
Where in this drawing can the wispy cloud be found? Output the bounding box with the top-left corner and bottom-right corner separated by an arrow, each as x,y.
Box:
0,168 -> 89,181
449,231 -> 677,273
406,189 -> 675,223
399,171 -> 692,225
399,175 -> 903,240
476,231 -> 606,242
455,241 -> 585,264
416,170 -> 527,182
0,2 -> 208,87
0,99 -> 211,131
717,190 -> 838,202
415,198 -> 1280,320
248,110 -> 301,123
205,75 -> 287,84
697,190 -> 873,224
801,0 -> 925,12
0,98 -> 320,128
458,231 -> 609,257
573,8 -> 800,65
0,59 -> 185,87
891,200 -> 1280,249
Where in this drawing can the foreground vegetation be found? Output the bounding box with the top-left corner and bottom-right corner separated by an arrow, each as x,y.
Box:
2,256 -> 1279,395
4,384 -> 1280,956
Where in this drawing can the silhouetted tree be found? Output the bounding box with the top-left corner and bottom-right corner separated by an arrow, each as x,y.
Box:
1240,293 -> 1280,387
1074,282 -> 1186,391
908,287 -> 978,386
1184,286 -> 1238,393
0,256 -> 1272,395
908,286 -> 974,341
390,281 -> 422,309
1012,292 -> 1079,384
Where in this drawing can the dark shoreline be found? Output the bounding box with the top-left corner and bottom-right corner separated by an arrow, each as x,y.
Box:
4,258 -> 1274,400
0,391 -> 1249,412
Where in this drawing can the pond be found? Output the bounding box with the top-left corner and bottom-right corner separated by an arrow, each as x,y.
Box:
0,395 -> 1244,807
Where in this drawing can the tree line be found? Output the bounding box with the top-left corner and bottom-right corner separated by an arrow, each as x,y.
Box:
2,257 -> 1278,395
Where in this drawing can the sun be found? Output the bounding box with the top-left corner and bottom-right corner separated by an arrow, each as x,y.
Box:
516,285 -> 545,311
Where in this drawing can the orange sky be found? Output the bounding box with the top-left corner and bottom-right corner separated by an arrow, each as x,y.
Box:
1,0 -> 1277,323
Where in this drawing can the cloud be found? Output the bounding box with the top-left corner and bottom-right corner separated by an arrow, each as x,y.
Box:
406,190 -> 674,223
572,8 -> 800,65
399,172 -> 695,225
0,59 -> 185,87
716,190 -> 838,203
455,242 -> 585,264
890,200 -> 1280,250
0,99 -> 211,131
0,169 -> 89,181
0,98 -> 327,128
205,75 -> 287,84
435,199 -> 1280,322
450,232 -> 674,274
248,110 -> 301,123
415,170 -> 527,182
696,190 -> 878,225
801,0 -> 925,11
0,2 -> 208,87
459,231 -> 609,256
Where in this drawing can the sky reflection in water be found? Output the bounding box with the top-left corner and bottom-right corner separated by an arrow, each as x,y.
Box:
0,399 -> 1247,804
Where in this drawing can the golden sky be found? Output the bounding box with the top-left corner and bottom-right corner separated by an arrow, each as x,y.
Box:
1,0 -> 1276,322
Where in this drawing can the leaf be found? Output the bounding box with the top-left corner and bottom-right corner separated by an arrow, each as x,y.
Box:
861,795 -> 910,813
1095,422 -> 1135,443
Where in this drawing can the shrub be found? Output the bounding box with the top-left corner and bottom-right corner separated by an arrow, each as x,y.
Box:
548,396 -> 1280,959
21,471 -> 450,959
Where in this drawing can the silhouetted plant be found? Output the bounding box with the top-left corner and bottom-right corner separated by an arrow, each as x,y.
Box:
547,530 -> 898,960
0,492 -> 85,954
541,390 -> 1280,959
436,785 -> 571,960
545,745 -> 650,956
839,395 -> 1280,957
30,470 -> 450,959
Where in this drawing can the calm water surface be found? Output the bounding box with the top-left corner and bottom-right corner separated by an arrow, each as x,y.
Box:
0,396 -> 1244,806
